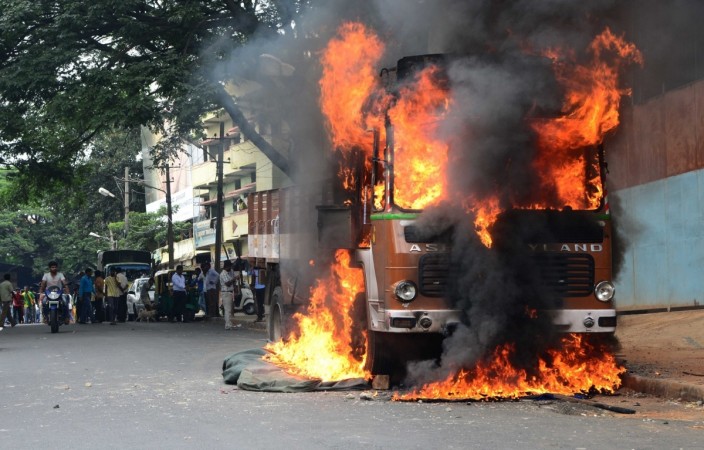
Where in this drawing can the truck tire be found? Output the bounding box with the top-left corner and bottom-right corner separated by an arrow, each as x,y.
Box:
364,330 -> 397,376
50,309 -> 59,333
267,286 -> 285,342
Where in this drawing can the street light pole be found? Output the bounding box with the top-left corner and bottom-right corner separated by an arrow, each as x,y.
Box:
136,176 -> 174,269
214,122 -> 225,272
98,186 -> 124,249
89,231 -> 116,250
124,167 -> 130,235
164,164 -> 174,269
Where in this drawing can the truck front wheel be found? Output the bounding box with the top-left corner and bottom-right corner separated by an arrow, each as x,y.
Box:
364,330 -> 397,376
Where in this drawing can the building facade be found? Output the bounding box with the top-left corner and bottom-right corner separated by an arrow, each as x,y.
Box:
192,109 -> 290,265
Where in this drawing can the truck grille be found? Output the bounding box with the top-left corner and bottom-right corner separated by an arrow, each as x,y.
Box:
417,252 -> 594,298
532,253 -> 594,297
418,253 -> 450,297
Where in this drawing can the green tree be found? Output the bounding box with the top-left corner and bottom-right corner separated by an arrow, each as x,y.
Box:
0,0 -> 307,187
0,127 -> 147,277
110,206 -> 191,253
0,207 -> 38,267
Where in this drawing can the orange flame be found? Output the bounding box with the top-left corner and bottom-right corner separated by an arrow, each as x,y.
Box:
530,28 -> 642,210
463,195 -> 502,247
395,334 -> 625,401
389,66 -> 451,210
264,250 -> 369,381
469,28 -> 642,243
319,22 -> 386,155
373,182 -> 385,210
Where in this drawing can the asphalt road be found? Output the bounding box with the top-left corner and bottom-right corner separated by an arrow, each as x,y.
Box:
1,321 -> 702,450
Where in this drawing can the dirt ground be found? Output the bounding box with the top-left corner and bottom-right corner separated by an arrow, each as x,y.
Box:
586,309 -> 704,423
615,309 -> 704,385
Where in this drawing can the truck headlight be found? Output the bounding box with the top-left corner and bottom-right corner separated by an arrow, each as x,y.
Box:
394,280 -> 418,303
594,281 -> 615,302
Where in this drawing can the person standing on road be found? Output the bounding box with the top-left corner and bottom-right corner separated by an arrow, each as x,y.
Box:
116,267 -> 129,322
104,268 -> 121,325
12,289 -> 24,324
22,286 -> 35,324
202,262 -> 219,319
93,271 -> 105,323
170,265 -> 187,323
193,267 -> 205,315
253,270 -> 266,323
219,260 -> 238,330
78,268 -> 95,324
63,286 -> 75,323
33,287 -> 41,324
0,274 -> 16,329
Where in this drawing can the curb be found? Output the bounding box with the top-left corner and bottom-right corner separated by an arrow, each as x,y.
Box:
621,373 -> 704,402
209,314 -> 267,331
233,317 -> 267,331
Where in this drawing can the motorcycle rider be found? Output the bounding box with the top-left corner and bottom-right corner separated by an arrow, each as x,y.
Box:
39,261 -> 70,325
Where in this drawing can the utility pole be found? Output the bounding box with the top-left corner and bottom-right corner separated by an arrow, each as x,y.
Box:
214,122 -> 225,271
108,229 -> 117,250
165,163 -> 175,269
124,166 -> 130,235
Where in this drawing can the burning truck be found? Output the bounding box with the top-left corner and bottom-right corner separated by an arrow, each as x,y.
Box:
250,22 -> 640,397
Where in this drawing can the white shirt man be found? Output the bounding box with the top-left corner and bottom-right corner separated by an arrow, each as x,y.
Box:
42,271 -> 66,289
171,270 -> 186,292
204,265 -> 219,292
38,262 -> 70,325
170,266 -> 187,323
219,261 -> 238,330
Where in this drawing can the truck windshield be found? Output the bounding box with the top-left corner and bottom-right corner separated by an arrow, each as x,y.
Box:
387,143 -> 603,213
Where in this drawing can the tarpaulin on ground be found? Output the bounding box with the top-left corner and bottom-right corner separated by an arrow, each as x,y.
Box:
222,349 -> 369,392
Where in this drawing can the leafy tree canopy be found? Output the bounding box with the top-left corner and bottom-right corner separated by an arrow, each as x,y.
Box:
0,0 -> 307,185
0,127 -> 166,278
109,206 -> 191,253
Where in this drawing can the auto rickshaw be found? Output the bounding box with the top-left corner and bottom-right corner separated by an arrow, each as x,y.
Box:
153,268 -> 201,321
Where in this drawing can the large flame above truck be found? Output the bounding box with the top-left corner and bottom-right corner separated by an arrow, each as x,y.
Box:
257,21 -> 641,400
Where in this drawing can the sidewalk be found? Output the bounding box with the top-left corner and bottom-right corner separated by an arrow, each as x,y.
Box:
615,309 -> 704,402
219,310 -> 268,331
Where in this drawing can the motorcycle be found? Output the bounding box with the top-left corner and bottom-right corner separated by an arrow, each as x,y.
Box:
234,278 -> 256,316
43,286 -> 68,333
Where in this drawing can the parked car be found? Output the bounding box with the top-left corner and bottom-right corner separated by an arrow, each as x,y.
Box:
127,277 -> 155,320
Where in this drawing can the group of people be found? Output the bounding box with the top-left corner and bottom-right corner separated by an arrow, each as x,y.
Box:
214,259 -> 265,330
169,260 -> 265,330
0,262 -> 135,328
1,275 -> 36,327
0,281 -> 39,326
1,258 -> 267,331
77,265 -> 133,325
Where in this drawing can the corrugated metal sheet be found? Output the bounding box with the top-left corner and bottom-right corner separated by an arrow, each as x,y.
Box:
612,170 -> 704,310
664,85 -> 697,176
608,78 -> 704,190
695,81 -> 704,167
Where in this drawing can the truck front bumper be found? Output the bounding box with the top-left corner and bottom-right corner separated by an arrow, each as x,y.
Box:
369,307 -> 462,334
369,307 -> 616,334
549,309 -> 617,333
